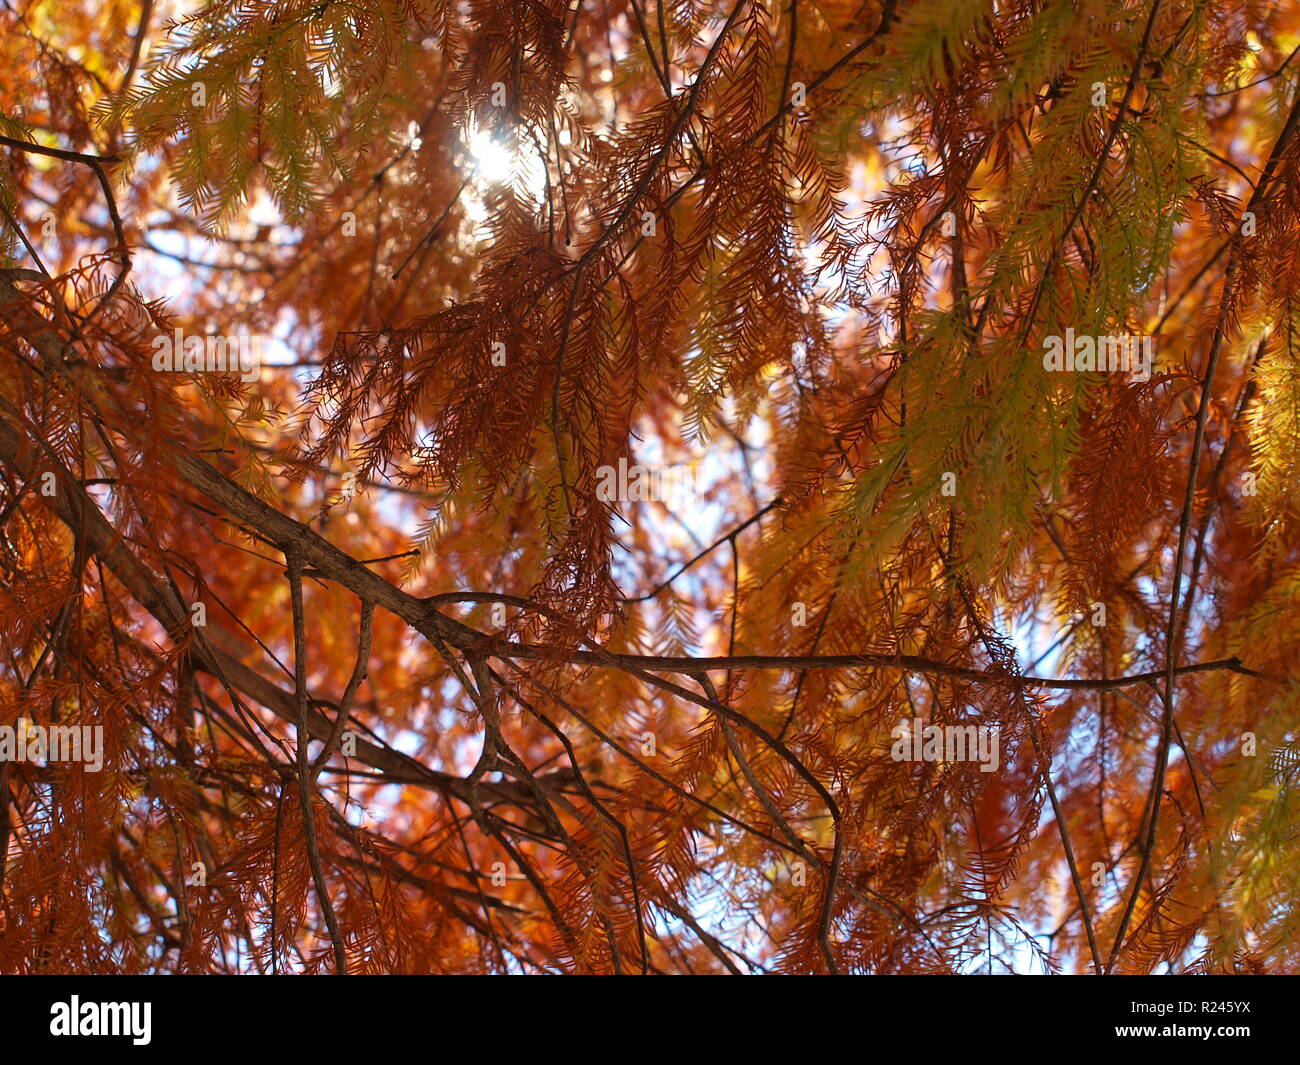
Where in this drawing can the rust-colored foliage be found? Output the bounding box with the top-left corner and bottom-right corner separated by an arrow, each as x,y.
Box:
1,0 -> 1298,975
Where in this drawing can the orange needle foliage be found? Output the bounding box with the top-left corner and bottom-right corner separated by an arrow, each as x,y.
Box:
0,0 -> 1298,975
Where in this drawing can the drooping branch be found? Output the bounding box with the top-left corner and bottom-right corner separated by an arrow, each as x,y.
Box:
1106,76 -> 1300,975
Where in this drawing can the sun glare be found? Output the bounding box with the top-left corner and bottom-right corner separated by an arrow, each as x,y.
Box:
468,127 -> 515,186
460,120 -> 550,239
462,116 -> 548,199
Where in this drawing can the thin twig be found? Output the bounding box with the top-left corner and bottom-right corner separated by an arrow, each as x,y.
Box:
287,548 -> 349,974
311,601 -> 374,782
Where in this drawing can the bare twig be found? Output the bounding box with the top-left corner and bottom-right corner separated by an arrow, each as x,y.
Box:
286,548 -> 349,974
